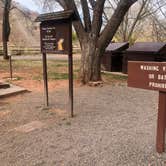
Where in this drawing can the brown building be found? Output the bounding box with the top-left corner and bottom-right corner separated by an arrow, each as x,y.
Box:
101,42 -> 129,72
123,42 -> 166,74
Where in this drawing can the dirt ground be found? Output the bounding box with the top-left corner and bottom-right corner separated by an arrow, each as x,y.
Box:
0,59 -> 166,165
1,81 -> 166,165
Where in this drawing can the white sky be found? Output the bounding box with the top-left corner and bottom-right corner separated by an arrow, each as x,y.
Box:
13,0 -> 42,13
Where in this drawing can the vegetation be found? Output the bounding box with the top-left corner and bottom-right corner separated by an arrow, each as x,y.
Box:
38,0 -> 138,84
0,59 -> 127,83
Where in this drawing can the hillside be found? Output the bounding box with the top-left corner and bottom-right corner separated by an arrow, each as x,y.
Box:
0,1 -> 40,47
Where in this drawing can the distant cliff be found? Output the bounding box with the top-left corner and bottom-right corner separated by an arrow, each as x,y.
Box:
0,1 -> 40,47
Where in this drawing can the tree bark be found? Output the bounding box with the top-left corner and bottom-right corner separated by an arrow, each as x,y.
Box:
2,0 -> 11,60
55,0 -> 138,84
3,41 -> 8,60
80,37 -> 102,84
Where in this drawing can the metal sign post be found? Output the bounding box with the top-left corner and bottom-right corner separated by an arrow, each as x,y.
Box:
128,61 -> 166,153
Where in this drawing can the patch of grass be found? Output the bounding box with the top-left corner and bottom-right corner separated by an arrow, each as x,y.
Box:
13,60 -> 42,68
66,121 -> 71,126
1,59 -> 80,81
0,60 -> 10,70
33,72 -> 77,80
49,72 -> 77,80
14,76 -> 22,80
32,75 -> 42,81
49,63 -> 68,68
5,76 -> 23,83
74,69 -> 80,72
102,72 -> 128,82
49,72 -> 69,80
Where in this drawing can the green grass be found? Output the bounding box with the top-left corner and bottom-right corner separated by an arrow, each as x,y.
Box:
0,59 -> 79,81
33,72 -> 77,80
0,59 -> 128,83
102,72 -> 128,82
49,72 -> 69,80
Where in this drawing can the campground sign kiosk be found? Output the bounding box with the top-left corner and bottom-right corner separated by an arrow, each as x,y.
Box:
36,10 -> 77,117
128,61 -> 166,153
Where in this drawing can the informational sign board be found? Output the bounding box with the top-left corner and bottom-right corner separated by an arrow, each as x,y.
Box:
40,22 -> 71,54
128,61 -> 166,153
128,61 -> 166,92
36,10 -> 75,117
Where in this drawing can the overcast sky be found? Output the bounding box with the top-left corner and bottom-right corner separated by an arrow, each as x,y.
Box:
13,0 -> 42,12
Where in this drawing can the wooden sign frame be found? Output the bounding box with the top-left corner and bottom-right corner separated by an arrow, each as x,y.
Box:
36,10 -> 76,117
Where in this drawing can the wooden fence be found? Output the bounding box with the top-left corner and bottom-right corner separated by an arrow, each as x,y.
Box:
0,44 -> 81,56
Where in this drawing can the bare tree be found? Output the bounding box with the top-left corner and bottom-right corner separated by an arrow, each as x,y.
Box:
111,0 -> 166,43
151,0 -> 166,42
1,0 -> 12,60
37,0 -> 137,84
117,0 -> 150,42
101,0 -> 166,44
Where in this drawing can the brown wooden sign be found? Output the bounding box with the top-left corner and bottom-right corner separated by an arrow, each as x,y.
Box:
128,61 -> 166,153
128,61 -> 166,92
36,10 -> 76,117
40,21 -> 71,54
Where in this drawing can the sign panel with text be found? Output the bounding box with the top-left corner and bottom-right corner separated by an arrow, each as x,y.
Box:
40,22 -> 71,54
128,61 -> 166,92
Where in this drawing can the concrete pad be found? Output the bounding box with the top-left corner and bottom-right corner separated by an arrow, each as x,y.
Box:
14,121 -> 45,133
0,83 -> 10,89
102,70 -> 128,76
0,84 -> 28,98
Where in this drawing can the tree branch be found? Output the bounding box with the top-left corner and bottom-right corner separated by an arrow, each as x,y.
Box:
56,0 -> 68,9
81,0 -> 91,32
89,0 -> 96,9
91,0 -> 106,38
127,0 -> 148,40
55,0 -> 86,46
98,0 -> 137,52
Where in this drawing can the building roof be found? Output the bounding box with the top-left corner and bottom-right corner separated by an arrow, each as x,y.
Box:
106,42 -> 129,52
35,10 -> 77,22
126,42 -> 166,53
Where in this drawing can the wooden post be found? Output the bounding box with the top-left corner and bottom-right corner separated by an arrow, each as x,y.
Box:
68,21 -> 74,117
156,91 -> 166,153
9,55 -> 12,80
42,53 -> 49,107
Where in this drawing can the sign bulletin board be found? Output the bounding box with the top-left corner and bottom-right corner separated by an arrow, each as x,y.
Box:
36,10 -> 75,117
40,21 -> 71,54
128,61 -> 166,92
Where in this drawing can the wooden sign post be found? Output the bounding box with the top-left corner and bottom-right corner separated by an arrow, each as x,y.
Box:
128,61 -> 166,153
36,10 -> 77,117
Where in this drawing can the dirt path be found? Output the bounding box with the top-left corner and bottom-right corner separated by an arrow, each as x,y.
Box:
0,83 -> 166,166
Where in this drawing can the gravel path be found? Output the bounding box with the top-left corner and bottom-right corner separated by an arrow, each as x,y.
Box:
0,84 -> 166,166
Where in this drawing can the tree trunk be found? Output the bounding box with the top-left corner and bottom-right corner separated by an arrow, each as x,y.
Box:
2,0 -> 11,60
3,41 -> 8,60
80,39 -> 102,84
